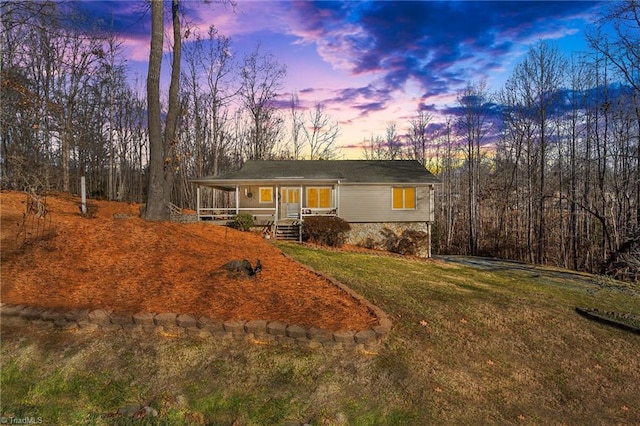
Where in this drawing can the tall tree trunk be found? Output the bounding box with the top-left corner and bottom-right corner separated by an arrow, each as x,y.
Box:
537,106 -> 546,264
144,0 -> 166,220
145,0 -> 182,220
162,0 -> 181,201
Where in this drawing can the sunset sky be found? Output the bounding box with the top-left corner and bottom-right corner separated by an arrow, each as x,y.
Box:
78,0 -> 610,157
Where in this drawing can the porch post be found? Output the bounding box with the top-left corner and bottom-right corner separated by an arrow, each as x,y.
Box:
235,185 -> 239,215
274,185 -> 279,226
196,186 -> 201,220
299,185 -> 303,243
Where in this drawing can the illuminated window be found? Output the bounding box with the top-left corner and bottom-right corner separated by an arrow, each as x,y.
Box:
306,187 -> 332,208
259,187 -> 273,203
392,187 -> 416,210
282,188 -> 299,203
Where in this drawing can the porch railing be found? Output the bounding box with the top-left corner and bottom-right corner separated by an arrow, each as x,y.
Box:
197,207 -> 276,221
197,207 -> 337,221
301,208 -> 337,217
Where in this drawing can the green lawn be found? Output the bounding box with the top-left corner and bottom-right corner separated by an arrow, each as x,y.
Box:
1,244 -> 639,425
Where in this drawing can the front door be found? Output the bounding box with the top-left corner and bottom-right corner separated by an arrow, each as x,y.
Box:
280,187 -> 300,219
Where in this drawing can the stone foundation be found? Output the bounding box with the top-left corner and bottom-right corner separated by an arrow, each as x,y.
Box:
346,222 -> 431,257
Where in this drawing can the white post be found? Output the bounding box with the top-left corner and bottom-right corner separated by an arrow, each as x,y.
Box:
196,186 -> 201,220
235,185 -> 239,215
274,185 -> 279,225
80,176 -> 87,214
299,185 -> 303,218
299,185 -> 303,242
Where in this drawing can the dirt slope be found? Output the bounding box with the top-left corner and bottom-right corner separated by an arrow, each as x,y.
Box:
0,191 -> 377,330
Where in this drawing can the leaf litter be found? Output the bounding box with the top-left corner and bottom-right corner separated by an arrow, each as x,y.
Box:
1,191 -> 377,331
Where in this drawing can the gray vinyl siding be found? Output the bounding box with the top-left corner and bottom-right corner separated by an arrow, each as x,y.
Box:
339,185 -> 433,222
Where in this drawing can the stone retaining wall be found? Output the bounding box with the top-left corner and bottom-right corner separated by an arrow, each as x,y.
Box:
0,304 -> 390,352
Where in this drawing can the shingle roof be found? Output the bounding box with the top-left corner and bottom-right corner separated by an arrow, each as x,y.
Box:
191,160 -> 440,186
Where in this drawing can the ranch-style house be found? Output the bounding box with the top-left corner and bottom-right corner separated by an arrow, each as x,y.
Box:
190,160 -> 440,257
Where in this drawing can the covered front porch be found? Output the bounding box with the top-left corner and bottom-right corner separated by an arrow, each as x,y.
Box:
193,183 -> 339,232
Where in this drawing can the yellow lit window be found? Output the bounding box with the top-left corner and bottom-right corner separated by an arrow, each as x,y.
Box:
282,188 -> 299,203
392,187 -> 416,210
306,187 -> 331,208
259,187 -> 273,203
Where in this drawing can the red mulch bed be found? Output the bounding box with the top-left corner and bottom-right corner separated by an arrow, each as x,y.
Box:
0,191 -> 378,331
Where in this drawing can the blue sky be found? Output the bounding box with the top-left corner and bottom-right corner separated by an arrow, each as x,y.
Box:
80,0 -> 609,156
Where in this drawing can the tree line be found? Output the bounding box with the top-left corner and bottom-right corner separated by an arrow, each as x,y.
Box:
0,0 -> 340,208
1,1 -> 638,279
362,2 -> 639,280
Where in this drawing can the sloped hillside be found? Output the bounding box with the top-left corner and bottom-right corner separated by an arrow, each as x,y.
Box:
0,191 -> 377,330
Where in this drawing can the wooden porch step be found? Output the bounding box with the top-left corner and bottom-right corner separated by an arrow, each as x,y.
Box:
275,223 -> 301,241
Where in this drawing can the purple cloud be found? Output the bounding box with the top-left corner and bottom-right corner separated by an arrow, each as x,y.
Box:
288,0 -> 603,112
76,1 -> 150,38
59,0 -> 610,151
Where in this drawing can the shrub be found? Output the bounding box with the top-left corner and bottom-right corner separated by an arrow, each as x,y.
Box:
233,213 -> 254,231
396,229 -> 429,255
380,228 -> 429,256
380,228 -> 399,252
302,216 -> 351,247
358,237 -> 378,250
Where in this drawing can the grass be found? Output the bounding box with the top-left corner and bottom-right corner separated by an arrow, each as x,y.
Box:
1,243 -> 639,425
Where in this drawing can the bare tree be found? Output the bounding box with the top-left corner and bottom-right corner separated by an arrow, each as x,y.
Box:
588,0 -> 640,241
588,0 -> 640,92
361,135 -> 385,160
55,15 -> 106,193
201,26 -> 236,175
361,122 -> 400,160
513,42 -> 565,263
385,122 -> 402,160
406,110 -> 432,165
115,77 -> 147,202
176,24 -> 237,208
304,103 -> 340,160
457,80 -> 491,255
433,118 -> 461,253
1,1 -> 109,194
289,91 -> 305,159
238,43 -> 286,160
562,55 -> 590,270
